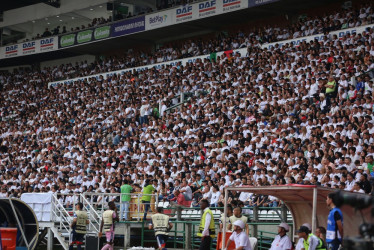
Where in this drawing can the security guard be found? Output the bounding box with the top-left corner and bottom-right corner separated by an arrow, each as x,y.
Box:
99,201 -> 119,250
149,207 -> 173,250
70,202 -> 89,250
326,193 -> 343,250
197,199 -> 215,250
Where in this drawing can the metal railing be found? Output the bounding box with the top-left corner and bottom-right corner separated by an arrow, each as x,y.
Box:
51,194 -> 72,246
80,194 -> 101,233
127,219 -> 293,250
82,192 -> 159,221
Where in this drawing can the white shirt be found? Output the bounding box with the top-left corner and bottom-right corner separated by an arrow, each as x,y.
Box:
202,208 -> 212,236
229,231 -> 252,250
270,234 -> 292,250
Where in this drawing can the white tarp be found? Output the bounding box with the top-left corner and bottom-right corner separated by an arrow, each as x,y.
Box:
21,193 -> 52,222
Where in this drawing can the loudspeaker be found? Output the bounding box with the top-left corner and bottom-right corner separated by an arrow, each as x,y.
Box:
107,3 -> 114,11
85,234 -> 100,250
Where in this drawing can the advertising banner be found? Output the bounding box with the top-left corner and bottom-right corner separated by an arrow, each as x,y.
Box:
222,0 -> 248,13
111,16 -> 145,37
60,33 -> 76,48
3,44 -> 19,58
196,0 -> 219,18
39,37 -> 58,52
0,36 -> 58,59
145,9 -> 172,30
59,25 -> 111,48
248,0 -> 279,7
175,4 -> 193,23
77,30 -> 93,44
94,25 -> 111,40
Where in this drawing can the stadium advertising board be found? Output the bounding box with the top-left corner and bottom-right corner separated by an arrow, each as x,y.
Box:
248,0 -> 279,7
111,16 -> 145,37
222,0 -> 248,13
175,4 -> 193,23
60,33 -> 76,48
0,36 -> 58,59
59,25 -> 111,48
196,0 -> 218,18
145,9 -> 173,30
262,23 -> 374,49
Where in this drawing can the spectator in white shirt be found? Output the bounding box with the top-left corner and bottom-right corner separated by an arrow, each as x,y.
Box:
225,220 -> 252,250
270,223 -> 292,250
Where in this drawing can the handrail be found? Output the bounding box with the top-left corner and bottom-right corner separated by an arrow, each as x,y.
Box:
80,194 -> 101,233
51,194 -> 72,244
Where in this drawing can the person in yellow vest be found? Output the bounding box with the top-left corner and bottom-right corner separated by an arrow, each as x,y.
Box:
69,202 -> 89,250
297,225 -> 326,250
197,199 -> 215,250
148,207 -> 173,250
99,201 -> 119,250
228,207 -> 249,235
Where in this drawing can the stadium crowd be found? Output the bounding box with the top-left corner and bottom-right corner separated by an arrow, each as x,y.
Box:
0,2 -> 374,212
41,2 -> 374,82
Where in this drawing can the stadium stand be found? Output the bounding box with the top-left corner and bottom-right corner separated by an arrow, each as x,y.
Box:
39,2 -> 374,82
0,1 -> 374,213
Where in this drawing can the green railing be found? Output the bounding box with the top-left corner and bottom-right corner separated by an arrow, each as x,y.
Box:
121,219 -> 293,250
257,229 -> 279,250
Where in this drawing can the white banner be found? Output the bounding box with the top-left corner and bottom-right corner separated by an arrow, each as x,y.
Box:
222,0 -> 248,13
194,0 -> 220,19
145,9 -> 173,30
0,36 -> 58,59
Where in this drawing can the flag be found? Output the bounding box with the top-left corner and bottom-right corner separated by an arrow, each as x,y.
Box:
224,50 -> 233,58
210,52 -> 217,62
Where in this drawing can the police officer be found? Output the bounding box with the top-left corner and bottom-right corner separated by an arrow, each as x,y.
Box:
149,207 -> 173,250
297,225 -> 326,250
326,193 -> 343,250
197,199 -> 215,250
70,202 -> 88,250
99,201 -> 119,250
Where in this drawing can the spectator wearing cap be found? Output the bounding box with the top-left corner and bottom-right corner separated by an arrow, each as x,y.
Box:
269,222 -> 292,250
225,219 -> 252,250
296,224 -> 325,250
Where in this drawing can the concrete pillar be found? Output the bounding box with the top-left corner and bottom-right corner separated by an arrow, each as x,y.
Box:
176,206 -> 182,221
281,204 -> 287,222
47,228 -> 54,250
185,223 -> 192,250
124,224 -> 131,249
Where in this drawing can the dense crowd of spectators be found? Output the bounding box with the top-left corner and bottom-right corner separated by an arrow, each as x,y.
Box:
0,2 -> 374,212
38,2 -> 374,83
